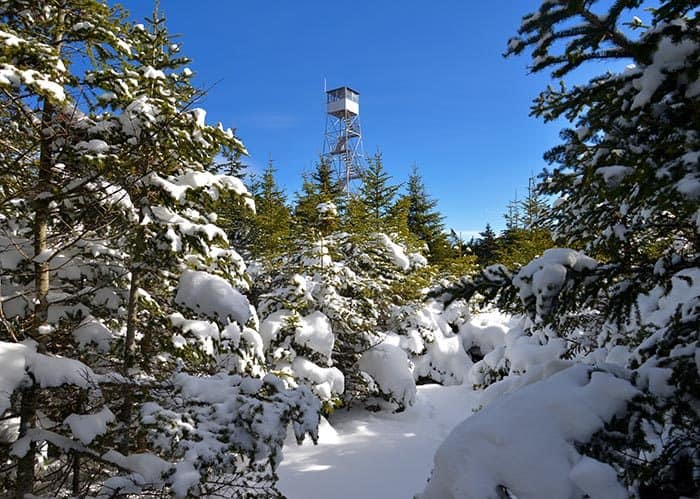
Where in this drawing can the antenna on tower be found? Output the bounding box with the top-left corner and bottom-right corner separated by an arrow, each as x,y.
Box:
322,85 -> 366,195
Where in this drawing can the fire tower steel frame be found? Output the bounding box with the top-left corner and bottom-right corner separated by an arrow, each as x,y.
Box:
322,86 -> 365,194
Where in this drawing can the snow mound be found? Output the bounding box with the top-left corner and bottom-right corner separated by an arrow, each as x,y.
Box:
260,309 -> 294,349
73,316 -> 113,352
392,299 -> 472,386
316,202 -> 337,216
0,342 -> 30,414
175,270 -> 250,325
419,363 -> 637,499
360,342 -> 416,408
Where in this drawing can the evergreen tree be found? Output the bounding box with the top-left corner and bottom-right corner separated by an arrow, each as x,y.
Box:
215,146 -> 248,178
0,3 -> 318,496
498,177 -> 553,268
472,223 -> 500,267
520,175 -> 548,230
0,2 -> 136,494
505,1 -> 699,494
432,5 -> 698,493
211,149 -> 256,254
294,158 -> 343,235
357,152 -> 401,231
256,231 -> 423,411
504,192 -> 522,231
385,195 -> 419,248
249,159 -> 293,258
402,166 -> 451,263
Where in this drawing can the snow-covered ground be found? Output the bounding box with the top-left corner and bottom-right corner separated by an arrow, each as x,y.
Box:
278,383 -> 479,499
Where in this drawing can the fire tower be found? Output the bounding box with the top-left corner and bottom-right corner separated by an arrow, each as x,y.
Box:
322,86 -> 365,193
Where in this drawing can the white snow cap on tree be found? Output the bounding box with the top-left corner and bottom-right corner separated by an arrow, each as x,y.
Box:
175,269 -> 251,326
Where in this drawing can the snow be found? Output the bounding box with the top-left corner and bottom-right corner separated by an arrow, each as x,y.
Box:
72,21 -> 94,31
191,108 -> 206,127
419,364 -> 637,499
296,310 -> 334,358
32,78 -> 65,102
76,139 -> 110,154
28,350 -> 96,389
279,383 -> 480,499
375,233 -> 410,270
102,450 -> 172,487
292,357 -> 344,399
73,316 -> 113,351
631,35 -> 698,109
260,309 -> 294,349
142,65 -> 166,80
316,202 -> 337,216
175,269 -> 251,326
0,340 -> 99,415
569,456 -> 627,499
145,170 -> 251,210
169,313 -> 221,355
595,165 -> 634,186
0,342 -> 31,414
359,342 -> 416,407
64,407 -> 115,444
513,248 -> 597,318
0,30 -> 22,47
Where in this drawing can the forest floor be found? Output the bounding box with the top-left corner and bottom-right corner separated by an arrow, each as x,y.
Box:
278,382 -> 480,498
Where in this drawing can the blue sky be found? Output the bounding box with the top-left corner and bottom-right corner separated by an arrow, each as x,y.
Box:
117,0 -> 584,238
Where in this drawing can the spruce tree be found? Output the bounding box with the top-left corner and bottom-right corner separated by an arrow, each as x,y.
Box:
402,165 -> 451,263
0,2 -> 136,494
212,149 -> 256,255
357,152 -> 401,231
498,177 -> 553,268
504,192 -> 522,231
249,159 -> 292,258
503,0 -> 699,494
473,223 -> 500,267
520,175 -> 548,230
0,3 -> 318,496
294,158 -> 343,235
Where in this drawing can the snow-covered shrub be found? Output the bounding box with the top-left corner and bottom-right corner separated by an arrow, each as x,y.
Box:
388,298 -> 472,386
256,231 -> 422,410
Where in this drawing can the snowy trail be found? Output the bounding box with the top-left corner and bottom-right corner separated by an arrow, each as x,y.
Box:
278,384 -> 480,499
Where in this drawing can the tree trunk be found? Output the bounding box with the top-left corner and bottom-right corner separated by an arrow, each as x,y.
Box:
15,384 -> 37,499
16,11 -> 64,496
16,97 -> 55,499
119,223 -> 144,454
